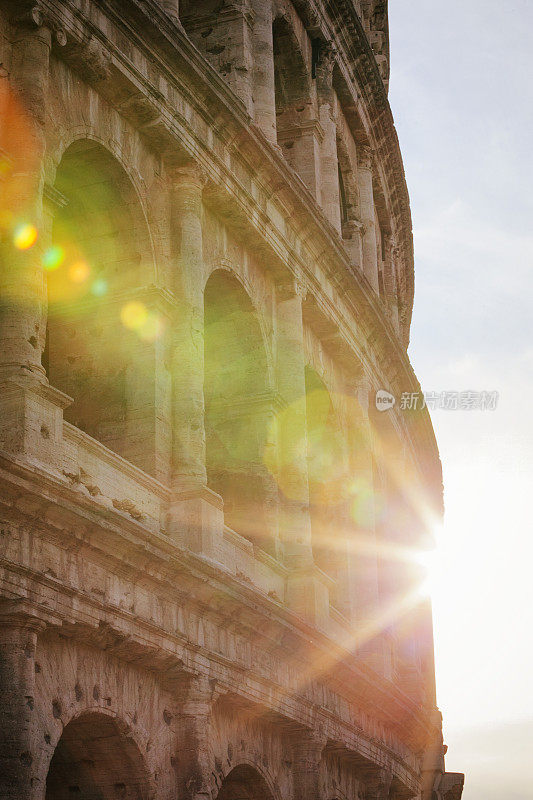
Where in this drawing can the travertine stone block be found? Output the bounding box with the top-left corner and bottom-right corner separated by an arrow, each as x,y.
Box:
168,486 -> 224,561
0,380 -> 71,470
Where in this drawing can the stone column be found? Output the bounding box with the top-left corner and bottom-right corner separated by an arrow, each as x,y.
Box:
277,121 -> 323,201
381,233 -> 400,332
276,281 -> 329,627
291,730 -> 326,800
0,618 -> 44,800
175,674 -> 215,800
168,166 -> 224,556
357,145 -> 380,293
347,379 -> 381,632
0,11 -> 50,385
251,0 -> 277,144
316,43 -> 342,233
0,13 -> 71,470
182,1 -> 254,115
275,281 -> 312,564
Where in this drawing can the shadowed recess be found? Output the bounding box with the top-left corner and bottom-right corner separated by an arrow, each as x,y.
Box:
204,270 -> 277,552
45,712 -> 152,800
44,140 -> 159,474
216,764 -> 275,800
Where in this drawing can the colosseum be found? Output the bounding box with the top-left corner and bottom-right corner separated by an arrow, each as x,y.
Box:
0,1 -> 464,799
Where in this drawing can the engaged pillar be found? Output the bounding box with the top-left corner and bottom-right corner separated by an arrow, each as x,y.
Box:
251,0 -> 277,144
291,730 -> 326,800
0,616 -> 45,800
275,281 -> 329,627
316,43 -> 342,233
348,377 -> 394,676
0,15 -> 71,469
357,145 -> 380,292
168,166 -> 223,557
175,674 -> 215,800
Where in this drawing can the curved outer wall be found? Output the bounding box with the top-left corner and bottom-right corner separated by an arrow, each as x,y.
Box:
0,2 -> 463,800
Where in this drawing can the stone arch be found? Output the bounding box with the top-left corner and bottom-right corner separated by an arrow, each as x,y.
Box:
272,15 -> 311,113
203,261 -> 274,384
44,138 -> 161,474
48,128 -> 156,268
204,269 -> 278,552
304,366 -> 350,599
45,710 -> 155,800
216,763 -> 279,800
272,12 -> 313,153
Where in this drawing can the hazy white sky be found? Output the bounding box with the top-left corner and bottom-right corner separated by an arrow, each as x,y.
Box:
388,2 -> 533,798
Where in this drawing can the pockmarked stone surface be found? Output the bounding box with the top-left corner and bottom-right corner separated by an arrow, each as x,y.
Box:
0,1 -> 464,799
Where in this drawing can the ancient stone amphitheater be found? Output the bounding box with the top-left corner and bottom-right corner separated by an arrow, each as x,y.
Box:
0,1 -> 463,799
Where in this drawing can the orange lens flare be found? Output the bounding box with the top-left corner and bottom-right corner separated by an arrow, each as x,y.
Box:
68,261 -> 90,283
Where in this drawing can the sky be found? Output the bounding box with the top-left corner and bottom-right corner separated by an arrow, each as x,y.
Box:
388,1 -> 533,798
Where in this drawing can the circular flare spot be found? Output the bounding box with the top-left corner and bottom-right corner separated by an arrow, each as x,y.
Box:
69,261 -> 90,283
91,278 -> 108,297
13,223 -> 38,250
43,245 -> 65,270
139,312 -> 163,342
121,301 -> 148,331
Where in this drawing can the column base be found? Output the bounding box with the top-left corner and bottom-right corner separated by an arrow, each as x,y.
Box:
0,379 -> 71,471
168,486 -> 224,562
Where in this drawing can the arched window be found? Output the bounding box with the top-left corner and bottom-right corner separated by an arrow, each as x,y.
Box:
45,141 -> 158,474
46,712 -> 152,799
204,270 -> 276,552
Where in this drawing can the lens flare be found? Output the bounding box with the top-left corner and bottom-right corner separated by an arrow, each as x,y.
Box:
69,261 -> 90,283
138,312 -> 164,342
13,223 -> 38,250
91,278 -> 108,297
121,301 -> 148,331
0,157 -> 11,178
42,245 -> 65,270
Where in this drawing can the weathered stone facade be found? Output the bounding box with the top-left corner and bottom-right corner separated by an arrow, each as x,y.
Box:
0,2 -> 463,799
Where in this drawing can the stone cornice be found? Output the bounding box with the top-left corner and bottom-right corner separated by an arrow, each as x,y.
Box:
0,451 -> 439,784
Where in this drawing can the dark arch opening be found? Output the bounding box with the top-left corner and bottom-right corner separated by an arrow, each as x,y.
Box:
204,270 -> 276,552
45,140 -> 159,473
272,16 -> 312,155
217,764 -> 275,800
45,712 -> 152,800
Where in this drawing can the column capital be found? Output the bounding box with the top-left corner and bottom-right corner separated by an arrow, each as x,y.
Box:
315,40 -> 337,96
11,5 -> 46,30
171,162 -> 209,192
357,144 -> 374,171
276,276 -> 308,303
291,726 -> 328,753
0,598 -> 55,633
